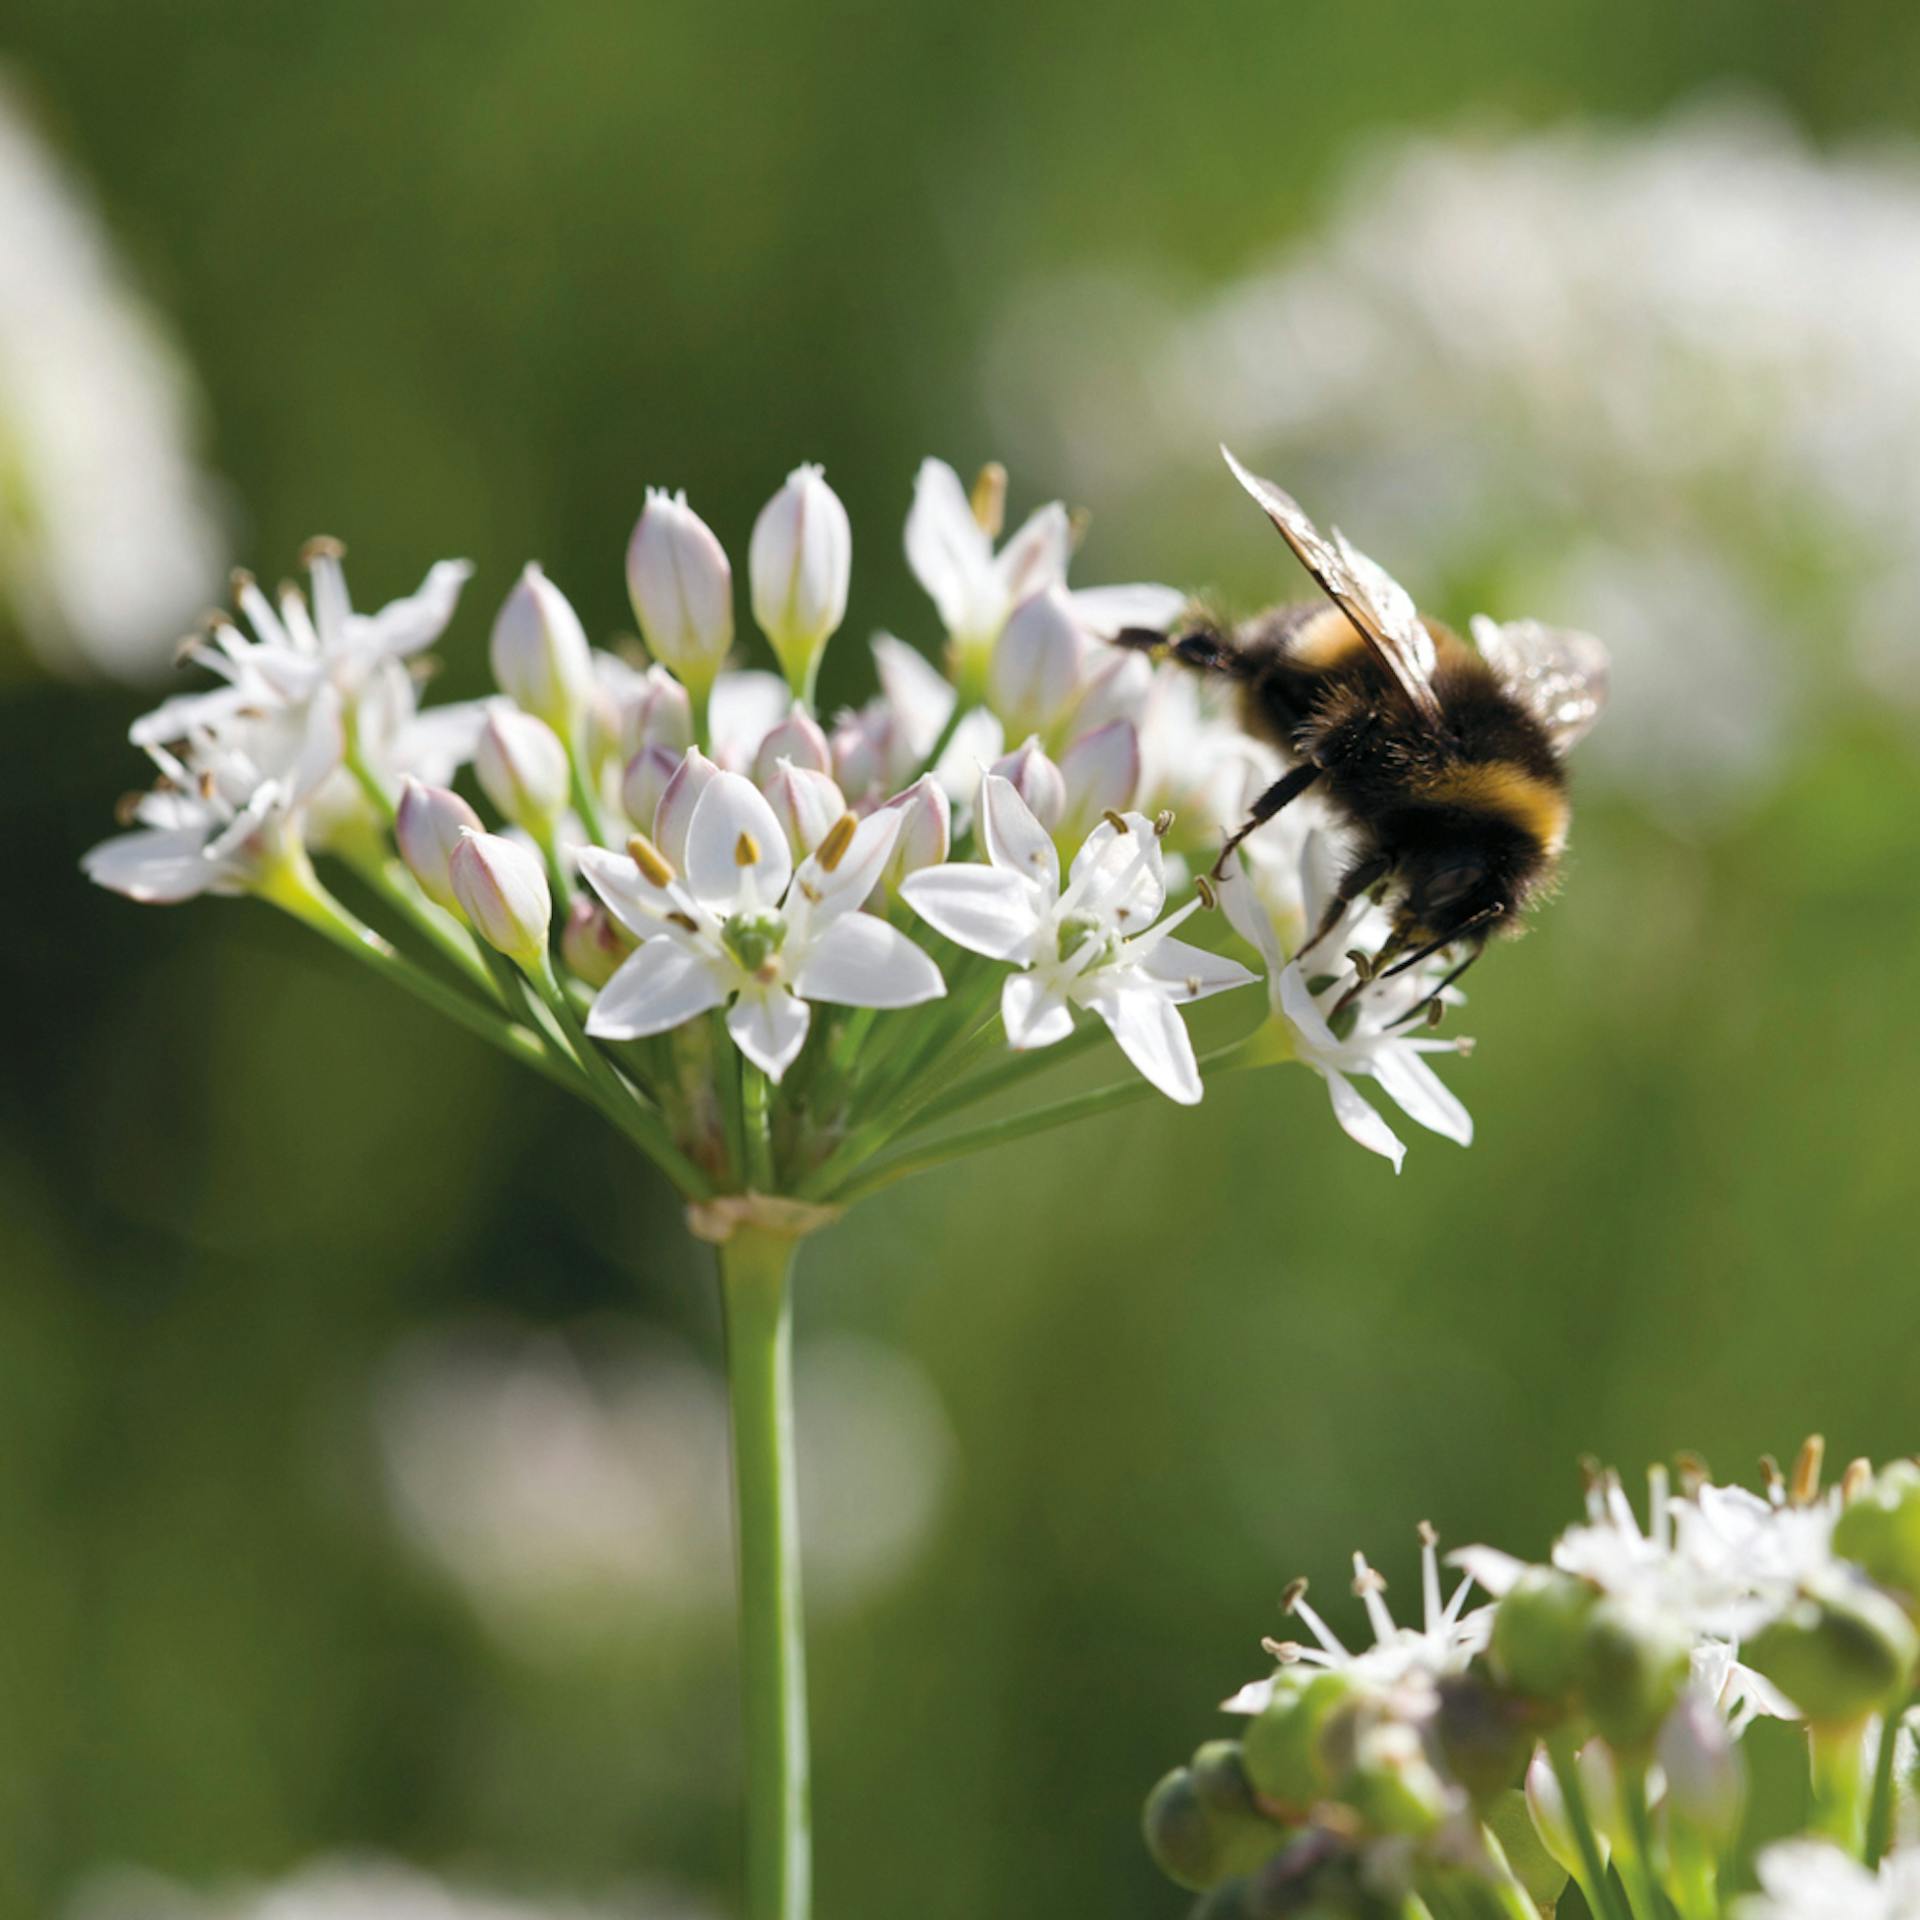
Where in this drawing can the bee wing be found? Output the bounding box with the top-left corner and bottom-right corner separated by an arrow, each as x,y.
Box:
1220,445 -> 1444,725
1468,615 -> 1610,753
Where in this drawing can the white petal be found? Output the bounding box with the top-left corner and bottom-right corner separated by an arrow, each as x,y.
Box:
1132,933 -> 1258,1002
1079,973 -> 1202,1104
354,558 -> 474,660
899,864 -> 1042,961
791,914 -> 945,1009
1445,1546 -> 1528,1598
978,773 -> 1059,894
904,458 -> 993,635
1214,860 -> 1288,974
577,845 -> 678,940
1277,961 -> 1341,1052
871,631 -> 955,756
1221,1678 -> 1277,1716
683,772 -> 792,910
1002,971 -> 1075,1050
1067,582 -> 1188,637
1371,1045 -> 1474,1146
726,986 -> 811,1083
81,825 -> 218,903
708,670 -> 792,770
991,501 -> 1071,610
1320,1065 -> 1406,1172
933,708 -> 1005,812
586,938 -> 727,1040
792,809 -> 899,924
1064,813 -> 1165,930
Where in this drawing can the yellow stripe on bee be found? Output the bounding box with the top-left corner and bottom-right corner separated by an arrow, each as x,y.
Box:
1425,762 -> 1570,854
1289,606 -> 1370,669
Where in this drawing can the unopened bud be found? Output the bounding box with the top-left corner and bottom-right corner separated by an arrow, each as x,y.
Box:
653,745 -> 720,868
878,775 -> 950,889
990,584 -> 1089,736
621,745 -> 683,837
1434,1673 -> 1535,1805
1143,1743 -> 1287,1894
1344,1719 -> 1451,1838
1743,1576 -> 1920,1724
1657,1691 -> 1745,1846
990,735 -> 1066,832
1833,1461 -> 1920,1616
1578,1599 -> 1691,1754
490,563 -> 595,739
1058,718 -> 1142,842
560,894 -> 635,989
622,662 -> 695,756
1072,645 -> 1155,734
449,830 -> 551,966
627,490 -> 733,688
395,777 -> 483,912
751,704 -> 834,786
1525,1745 -> 1609,1879
475,703 -> 570,831
1491,1567 -> 1600,1703
762,758 -> 847,856
1242,1670 -> 1353,1808
749,463 -> 850,693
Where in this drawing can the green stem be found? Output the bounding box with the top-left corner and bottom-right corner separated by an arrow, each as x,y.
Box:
1616,1763 -> 1672,1920
1865,1698 -> 1912,1865
743,1062 -> 776,1191
718,1226 -> 810,1920
1545,1734 -> 1631,1920
901,1015 -> 1112,1132
1811,1720 -> 1870,1854
344,742 -> 397,827
340,846 -> 501,997
568,749 -> 609,849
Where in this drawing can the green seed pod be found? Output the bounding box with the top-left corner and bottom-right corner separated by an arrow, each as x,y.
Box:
1743,1579 -> 1920,1725
1834,1462 -> 1920,1616
1577,1599 -> 1692,1754
1242,1671 -> 1354,1806
1144,1747 -> 1291,1892
1144,1765 -> 1218,1891
1490,1567 -> 1599,1702
1191,1740 -> 1262,1819
1434,1672 -> 1538,1803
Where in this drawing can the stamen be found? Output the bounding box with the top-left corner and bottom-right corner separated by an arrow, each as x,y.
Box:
1260,1636 -> 1304,1663
816,813 -> 858,873
1842,1457 -> 1874,1503
1418,1522 -> 1441,1631
1193,874 -> 1217,910
1790,1434 -> 1825,1507
1424,999 -> 1445,1028
1285,1584 -> 1349,1660
1346,949 -> 1375,982
970,462 -> 1007,539
1759,1454 -> 1785,1505
626,833 -> 677,888
1676,1450 -> 1711,1496
1102,809 -> 1128,835
735,831 -> 762,867
667,911 -> 699,933
299,535 -> 346,565
114,791 -> 146,827
1648,1464 -> 1671,1552
1153,809 -> 1174,838
1352,1553 -> 1396,1644
1068,505 -> 1092,551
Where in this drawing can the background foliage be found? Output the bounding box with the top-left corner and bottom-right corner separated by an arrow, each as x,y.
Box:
3,0 -> 1917,1914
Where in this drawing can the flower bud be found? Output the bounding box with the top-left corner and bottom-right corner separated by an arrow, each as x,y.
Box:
1434,1673 -> 1535,1805
1143,1744 -> 1287,1894
1525,1745 -> 1609,1879
560,894 -> 636,989
990,585 -> 1089,736
1058,718 -> 1141,842
990,736 -> 1065,832
1833,1461 -> 1920,1615
1657,1692 -> 1744,1847
1072,645 -> 1154,735
621,662 -> 695,757
1344,1719 -> 1451,1838
489,563 -> 595,740
751,703 -> 834,787
1242,1670 -> 1352,1807
1743,1577 -> 1920,1724
653,744 -> 720,867
1491,1567 -> 1600,1703
830,707 -> 888,798
449,830 -> 551,966
878,775 -> 950,890
749,463 -> 850,691
626,490 -> 733,688
1577,1599 -> 1691,1754
475,703 -> 570,831
621,745 -> 683,835
763,758 -> 846,856
395,777 -> 484,912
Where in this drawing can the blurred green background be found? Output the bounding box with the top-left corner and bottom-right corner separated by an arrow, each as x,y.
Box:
5,0 -> 1919,1914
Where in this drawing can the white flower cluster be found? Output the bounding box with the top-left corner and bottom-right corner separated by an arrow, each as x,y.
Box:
0,69 -> 227,678
83,452 -> 1505,1201
1146,1445 -> 1920,1920
988,100 -> 1920,819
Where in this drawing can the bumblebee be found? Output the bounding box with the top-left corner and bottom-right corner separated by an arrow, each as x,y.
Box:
1124,449 -> 1609,999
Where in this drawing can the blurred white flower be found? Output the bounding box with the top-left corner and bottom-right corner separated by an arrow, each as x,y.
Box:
988,99 -> 1920,818
373,1323 -> 955,1643
1737,1841 -> 1920,1920
0,70 -> 228,678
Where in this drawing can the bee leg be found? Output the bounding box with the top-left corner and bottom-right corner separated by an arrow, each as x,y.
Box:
1386,947 -> 1485,1031
1297,855 -> 1392,959
1210,763 -> 1322,877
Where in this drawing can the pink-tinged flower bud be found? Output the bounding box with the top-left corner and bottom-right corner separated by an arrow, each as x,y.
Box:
626,490 -> 733,688
475,703 -> 570,831
763,757 -> 846,855
653,744 -> 720,867
1524,1745 -> 1611,1879
621,744 -> 683,835
749,463 -> 850,691
751,703 -> 833,787
395,777 -> 483,912
450,829 -> 551,966
990,585 -> 1089,736
490,563 -> 595,739
990,735 -> 1065,831
1058,719 -> 1141,841
1072,645 -> 1154,734
878,774 -> 950,890
560,894 -> 636,989
621,662 -> 695,757
829,704 -> 886,798
1657,1692 -> 1744,1846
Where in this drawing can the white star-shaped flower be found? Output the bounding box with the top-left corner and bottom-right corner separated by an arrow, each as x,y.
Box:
899,774 -> 1255,1104
579,771 -> 945,1082
1739,1842 -> 1920,1920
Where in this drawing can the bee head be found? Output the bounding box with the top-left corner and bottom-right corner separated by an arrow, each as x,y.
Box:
1396,846 -> 1509,950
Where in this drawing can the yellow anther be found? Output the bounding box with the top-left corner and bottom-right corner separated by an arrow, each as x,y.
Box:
626,833 -> 677,888
970,462 -> 1007,539
735,831 -> 762,867
816,813 -> 858,873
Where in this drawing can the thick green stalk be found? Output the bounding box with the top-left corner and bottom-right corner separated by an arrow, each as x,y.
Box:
718,1226 -> 810,1920
1810,1720 -> 1870,1855
1865,1699 -> 1911,1865
1545,1734 -> 1632,1920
